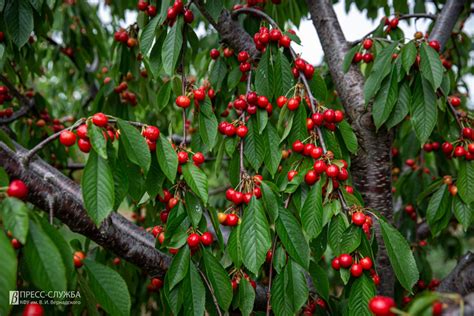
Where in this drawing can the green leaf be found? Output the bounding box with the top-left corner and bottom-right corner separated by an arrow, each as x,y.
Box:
337,120 -> 358,154
209,58 -> 227,91
348,274 -> 376,316
328,214 -> 347,253
84,259 -> 131,316
260,181 -> 280,223
168,246 -> 190,290
380,218 -> 419,291
372,66 -> 399,129
162,17 -> 183,75
401,41 -> 417,74
117,119 -> 151,174
301,180 -> 323,239
157,81 -> 172,111
240,198 -> 272,274
364,42 -> 398,103
458,161 -> 474,204
452,197 -> 473,231
244,117 -> 265,171
204,0 -> 223,21
182,262 -> 206,316
82,151 -> 115,225
310,72 -> 328,102
339,225 -> 362,255
263,124 -> 281,177
426,184 -> 450,227
87,122 -> 108,159
198,105 -> 218,150
227,224 -> 242,267
182,163 -> 208,204
343,44 -> 359,73
202,249 -> 233,311
140,16 -> 160,55
410,75 -> 437,144
386,81 -> 410,129
24,221 -> 67,292
273,49 -> 293,98
255,48 -> 272,99
238,278 -> 255,316
0,231 -> 17,316
1,198 -> 29,244
271,266 -> 294,316
309,261 -> 329,301
184,192 -> 203,228
419,42 -> 444,90
5,0 -> 33,48
286,260 -> 309,312
276,206 -> 310,269
156,134 -> 178,182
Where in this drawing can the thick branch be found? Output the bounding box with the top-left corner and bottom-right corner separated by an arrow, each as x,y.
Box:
438,252 -> 474,296
428,0 -> 468,51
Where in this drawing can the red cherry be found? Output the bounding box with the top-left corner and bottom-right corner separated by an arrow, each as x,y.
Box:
363,53 -> 374,63
143,126 -> 160,141
59,130 -> 77,147
193,152 -> 205,165
337,168 -> 349,181
331,257 -> 340,270
287,170 -> 298,181
187,233 -> 201,247
428,40 -> 441,52
372,274 -> 381,286
22,302 -> 44,316
225,213 -> 239,226
173,0 -> 184,13
287,97 -> 300,111
73,251 -> 85,268
151,226 -> 162,237
210,48 -> 220,59
177,151 -> 189,164
334,110 -> 344,123
76,124 -> 88,139
11,238 -> 22,249
432,301 -> 443,316
92,112 -> 108,127
338,254 -> 353,268
224,124 -> 236,137
454,146 -> 466,157
239,62 -> 251,72
360,257 -> 373,270
253,187 -> 262,199
168,197 -> 178,209
312,113 -> 324,126
303,143 -> 315,156
363,38 -> 373,50
158,189 -> 172,203
158,232 -> 165,244
468,144 -> 474,154
279,35 -> 291,48
304,170 -> 319,185
176,95 -> 191,108
233,191 -> 244,205
146,139 -> 156,151
353,52 -> 363,63
194,89 -> 206,101
326,164 -> 339,178
389,18 -> 399,28
310,147 -> 323,159
237,51 -> 250,62
269,29 -> 282,41
226,188 -> 236,201
146,5 -> 157,16
345,185 -> 354,194
352,212 -> 366,226
449,96 -> 461,107
292,140 -> 304,152
243,193 -> 252,204
183,9 -> 194,23
137,0 -> 148,11
462,127 -> 473,139
313,160 -> 327,174
166,7 -> 177,20
368,296 -> 395,316
276,96 -> 288,108
207,88 -> 215,99
405,159 -> 416,166
266,250 -> 273,263
257,96 -> 269,108
441,142 -> 453,154
295,58 -> 306,70
236,125 -> 248,138
78,138 -> 91,153
200,232 -> 214,246
7,179 -> 28,199
304,64 -> 314,79
324,109 -> 336,123
350,263 -> 363,277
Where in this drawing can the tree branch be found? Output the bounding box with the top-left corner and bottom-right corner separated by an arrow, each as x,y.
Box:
438,252 -> 474,296
0,75 -> 35,124
428,0 -> 468,51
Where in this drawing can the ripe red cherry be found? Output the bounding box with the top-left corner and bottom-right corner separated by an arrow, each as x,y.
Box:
257,96 -> 269,108
200,232 -> 214,246
279,35 -> 291,48
454,146 -> 466,157
313,160 -> 327,174
287,97 -> 300,111
11,238 -> 22,249
449,96 -> 461,107
233,191 -> 243,205
350,263 -> 363,277
389,18 -> 399,28
363,38 -> 373,50
158,232 -> 165,244
441,142 -> 453,154
428,40 -> 441,52
147,5 -> 157,16
146,139 -> 156,151
292,140 -> 304,152
73,251 -> 85,268
334,110 -> 344,123
78,139 -> 92,153
237,51 -> 250,62
368,296 -> 396,316
160,210 -> 169,223
468,144 -> 474,154
338,254 -> 353,268
177,151 -> 189,164
432,301 -> 443,316
183,9 -> 194,23
295,58 -> 306,70
194,89 -> 205,101
331,257 -> 340,270
360,257 -> 373,270
352,212 -> 366,226
187,233 -> 201,247
210,48 -> 220,59
304,64 -> 314,79
236,125 -> 248,138
363,53 -> 374,63
59,130 -> 76,146
143,126 -> 160,141
304,170 -> 318,185
462,127 -> 473,139
137,0 -> 148,11
193,152 -> 205,165
303,143 -> 315,156
253,187 -> 262,199
323,109 -> 335,123
7,179 -> 28,199
337,168 -> 349,181
176,95 -> 191,108
276,96 -> 288,108
353,52 -> 363,63
239,62 -> 251,72
226,188 -> 236,201
311,147 -> 323,159
287,170 -> 298,181
224,124 -> 236,136
326,164 -> 339,178
311,113 -> 323,126
346,185 -> 354,194
269,29 -> 282,41
76,124 -> 88,139
92,112 -> 108,127
225,213 -> 239,226
22,302 -> 44,316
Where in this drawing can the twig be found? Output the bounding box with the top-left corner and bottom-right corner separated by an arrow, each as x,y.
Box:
398,13 -> 437,21
0,75 -> 35,124
197,267 -> 223,316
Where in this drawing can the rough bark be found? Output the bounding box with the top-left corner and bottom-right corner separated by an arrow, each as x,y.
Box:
305,0 -> 395,296
438,252 -> 474,296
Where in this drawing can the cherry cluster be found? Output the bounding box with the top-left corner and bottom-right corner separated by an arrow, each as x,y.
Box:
232,91 -> 274,116
302,298 -> 327,315
177,149 -> 205,167
218,121 -> 248,138
113,81 -> 138,106
351,211 -> 373,237
353,38 -> 374,63
292,57 -> 315,80
186,231 -> 214,248
217,212 -> 240,227
331,254 -> 378,282
136,0 -> 157,17
157,189 -> 179,224
252,25 -> 291,51
0,85 -> 14,108
146,277 -> 164,292
165,0 -> 194,24
382,16 -> 399,32
403,204 -> 417,221
113,29 -> 137,48
142,125 -> 160,150
230,272 -> 256,291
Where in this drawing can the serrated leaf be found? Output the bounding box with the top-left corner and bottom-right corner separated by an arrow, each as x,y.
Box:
328,214 -> 347,253
426,184 -> 450,227
244,117 -> 265,171
210,58 -> 227,91
5,1 -> 33,48
1,198 -> 29,244
286,260 -> 309,312
401,41 -> 417,73
419,42 -> 444,90
288,105 -> 308,146
238,278 -> 255,316
202,249 -> 233,310
255,48 -> 272,98
338,120 -> 358,153
184,192 -> 203,228
162,17 -> 183,75
301,180 -> 323,239
338,225 -> 362,255
140,16 -> 160,55
380,218 -> 419,291
263,124 -> 281,176
227,224 -> 242,267
182,163 -> 208,204
182,262 -> 205,316
311,72 -> 328,102
260,181 -> 280,223
273,49 -> 293,97
0,231 -> 17,316
168,246 -> 190,290
348,274 -> 376,316
457,161 -> 474,204
88,122 -> 108,159
240,198 -> 271,274
157,81 -> 172,111
84,259 -> 131,316
156,134 -> 178,182
271,266 -> 293,316
117,119 -> 151,174
198,103 -> 218,150
410,75 -> 437,144
82,151 -> 115,225
309,261 -> 329,301
386,81 -> 410,128
276,206 -> 310,269
372,66 -> 399,129
452,197 -> 472,231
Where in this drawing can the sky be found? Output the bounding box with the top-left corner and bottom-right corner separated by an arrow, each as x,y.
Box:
92,1 -> 473,99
